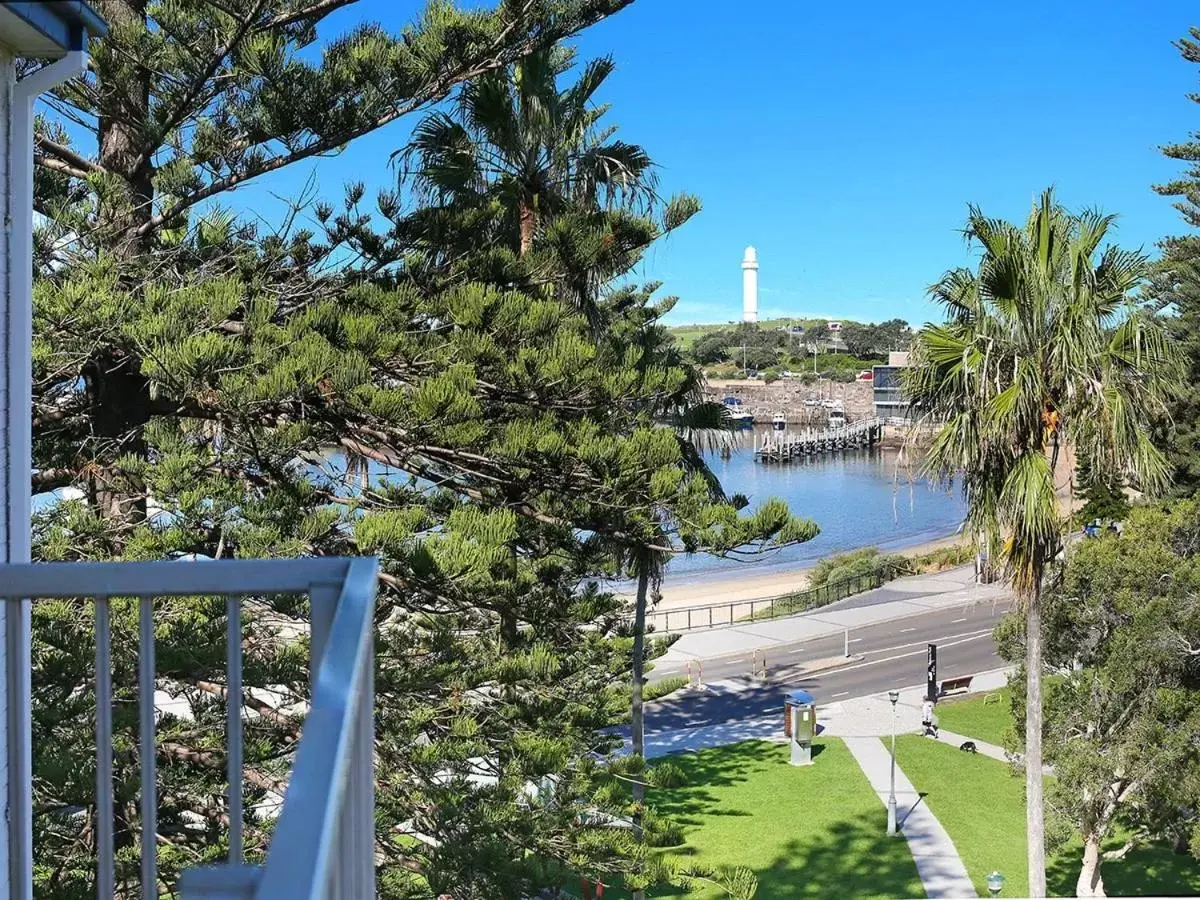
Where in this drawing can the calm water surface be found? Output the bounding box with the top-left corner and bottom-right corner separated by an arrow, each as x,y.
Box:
663,428 -> 966,581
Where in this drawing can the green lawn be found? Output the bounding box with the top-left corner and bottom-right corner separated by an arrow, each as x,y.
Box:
934,687 -> 1015,748
646,739 -> 925,899
896,735 -> 1200,898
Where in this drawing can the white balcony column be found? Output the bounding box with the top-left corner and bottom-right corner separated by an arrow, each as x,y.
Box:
0,44 -> 19,900
1,31 -> 93,898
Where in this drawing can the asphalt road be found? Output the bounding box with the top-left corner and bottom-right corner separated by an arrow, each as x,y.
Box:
644,598 -> 1011,735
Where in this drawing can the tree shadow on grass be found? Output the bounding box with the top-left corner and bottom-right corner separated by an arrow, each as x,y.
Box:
649,741 -> 773,826
651,811 -> 924,899
1046,841 -> 1200,898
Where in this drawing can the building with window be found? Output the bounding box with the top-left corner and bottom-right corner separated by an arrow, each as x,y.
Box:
872,351 -> 910,419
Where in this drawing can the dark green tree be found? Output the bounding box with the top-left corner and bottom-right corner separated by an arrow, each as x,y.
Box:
996,502 -> 1200,897
840,318 -> 911,359
1152,26 -> 1200,496
1074,455 -> 1132,524
34,0 -> 638,518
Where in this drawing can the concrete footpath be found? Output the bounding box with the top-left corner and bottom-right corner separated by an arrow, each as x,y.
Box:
642,668 -> 1011,758
658,565 -> 1008,665
844,736 -> 977,898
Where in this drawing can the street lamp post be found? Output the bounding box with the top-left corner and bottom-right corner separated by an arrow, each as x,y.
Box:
887,689 -> 899,835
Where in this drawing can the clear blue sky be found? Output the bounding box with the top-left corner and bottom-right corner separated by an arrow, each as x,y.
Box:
229,0 -> 1200,327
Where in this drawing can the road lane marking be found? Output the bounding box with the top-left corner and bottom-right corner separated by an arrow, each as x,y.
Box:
900,627 -> 915,633
863,629 -> 992,656
787,648 -> 806,654
952,617 -> 967,623
832,691 -> 849,698
849,638 -> 863,643
820,633 -> 993,676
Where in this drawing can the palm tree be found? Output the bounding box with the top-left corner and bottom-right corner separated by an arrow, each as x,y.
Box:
907,188 -> 1180,897
402,45 -> 656,257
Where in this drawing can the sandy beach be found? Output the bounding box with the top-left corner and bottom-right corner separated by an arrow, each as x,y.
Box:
631,533 -> 965,611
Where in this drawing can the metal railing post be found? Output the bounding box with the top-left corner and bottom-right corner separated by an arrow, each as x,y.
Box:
309,580 -> 341,692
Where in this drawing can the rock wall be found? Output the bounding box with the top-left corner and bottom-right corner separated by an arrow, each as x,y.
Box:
704,378 -> 875,425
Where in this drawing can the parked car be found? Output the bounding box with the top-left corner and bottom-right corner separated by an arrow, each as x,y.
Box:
857,370 -> 874,381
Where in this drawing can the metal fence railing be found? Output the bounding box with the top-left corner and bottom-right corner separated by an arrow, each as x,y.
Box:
644,564 -> 905,634
0,556 -> 379,900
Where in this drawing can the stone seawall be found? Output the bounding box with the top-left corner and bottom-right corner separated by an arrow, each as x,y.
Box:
704,378 -> 875,425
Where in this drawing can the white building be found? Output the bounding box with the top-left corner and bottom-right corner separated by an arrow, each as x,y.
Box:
741,245 -> 759,323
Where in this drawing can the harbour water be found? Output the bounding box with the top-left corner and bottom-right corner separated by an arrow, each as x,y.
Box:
33,428 -> 964,576
662,428 -> 966,581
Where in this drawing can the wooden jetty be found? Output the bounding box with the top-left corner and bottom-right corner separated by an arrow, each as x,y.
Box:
753,417 -> 883,462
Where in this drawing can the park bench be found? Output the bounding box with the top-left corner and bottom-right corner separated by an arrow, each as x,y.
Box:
938,675 -> 974,697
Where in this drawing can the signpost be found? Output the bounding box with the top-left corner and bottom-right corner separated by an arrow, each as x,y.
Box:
926,643 -> 937,701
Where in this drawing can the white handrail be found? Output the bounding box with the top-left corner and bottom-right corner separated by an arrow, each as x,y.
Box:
2,556 -> 379,900
254,557 -> 378,900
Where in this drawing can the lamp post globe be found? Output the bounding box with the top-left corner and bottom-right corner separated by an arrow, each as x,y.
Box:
986,871 -> 1006,896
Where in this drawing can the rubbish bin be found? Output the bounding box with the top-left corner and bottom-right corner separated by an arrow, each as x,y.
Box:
784,689 -> 816,766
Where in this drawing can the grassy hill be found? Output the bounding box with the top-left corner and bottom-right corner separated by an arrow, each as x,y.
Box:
667,317 -> 835,349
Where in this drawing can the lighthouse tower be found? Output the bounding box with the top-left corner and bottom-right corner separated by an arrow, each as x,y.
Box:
741,246 -> 759,323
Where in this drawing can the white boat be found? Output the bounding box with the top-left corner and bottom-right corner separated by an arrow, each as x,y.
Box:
771,412 -> 787,431
722,396 -> 754,428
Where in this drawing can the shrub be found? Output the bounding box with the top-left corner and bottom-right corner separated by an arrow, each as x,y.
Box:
906,544 -> 973,573
809,546 -> 905,587
644,675 -> 688,703
648,760 -> 686,789
643,809 -> 685,847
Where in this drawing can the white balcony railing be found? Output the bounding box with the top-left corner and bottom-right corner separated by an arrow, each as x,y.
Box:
0,556 -> 379,900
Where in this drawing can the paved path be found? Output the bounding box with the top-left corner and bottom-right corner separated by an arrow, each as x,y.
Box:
844,736 -> 977,899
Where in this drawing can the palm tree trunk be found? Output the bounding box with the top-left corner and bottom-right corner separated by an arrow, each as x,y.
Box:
518,200 -> 536,255
631,562 -> 649,900
1026,582 -> 1047,898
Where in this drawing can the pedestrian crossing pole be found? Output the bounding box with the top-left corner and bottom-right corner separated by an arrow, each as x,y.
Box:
926,643 -> 938,702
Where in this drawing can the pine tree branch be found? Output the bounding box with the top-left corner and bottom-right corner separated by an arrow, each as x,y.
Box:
264,0 -> 357,29
34,155 -> 92,180
35,135 -> 105,175
189,678 -> 301,739
131,0 -> 271,176
159,741 -> 287,794
136,0 -> 636,238
31,468 -> 78,492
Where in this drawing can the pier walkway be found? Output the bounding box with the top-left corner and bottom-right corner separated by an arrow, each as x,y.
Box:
754,417 -> 883,461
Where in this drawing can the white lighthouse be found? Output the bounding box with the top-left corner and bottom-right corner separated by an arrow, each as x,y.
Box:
741,245 -> 759,323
